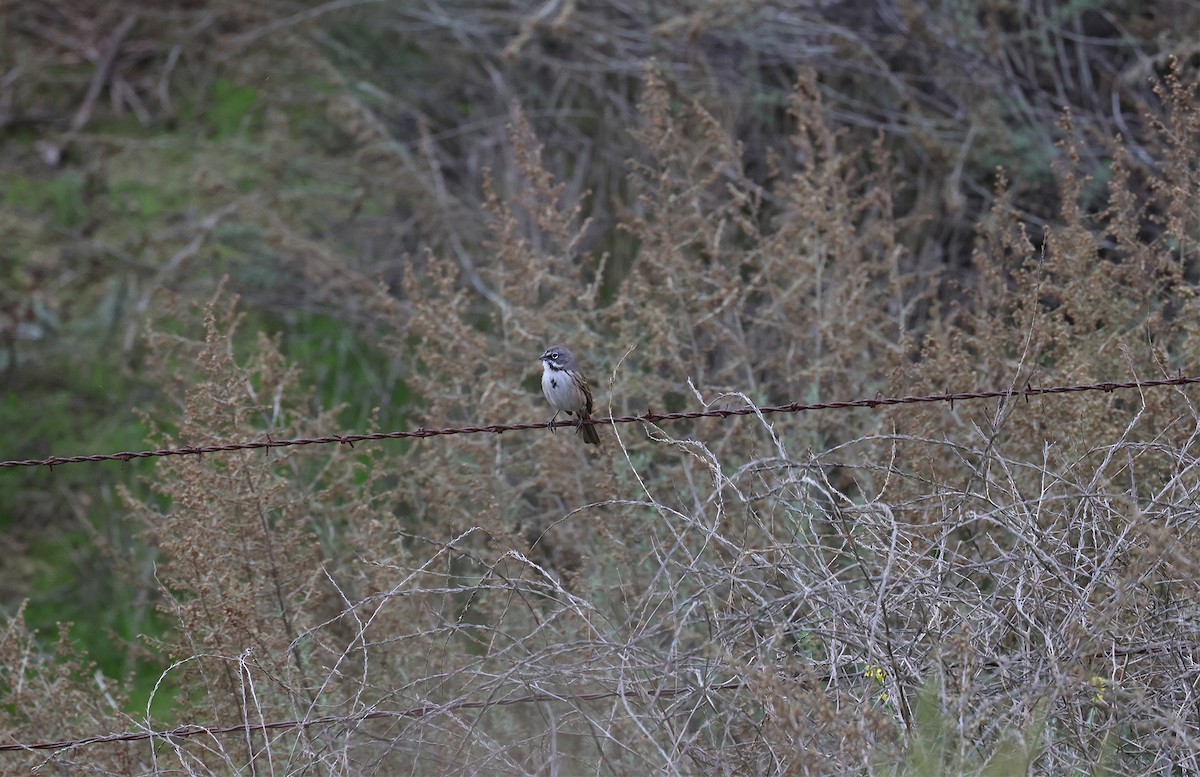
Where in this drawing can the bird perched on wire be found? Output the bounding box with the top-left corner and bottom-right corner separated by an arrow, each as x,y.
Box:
539,345 -> 601,445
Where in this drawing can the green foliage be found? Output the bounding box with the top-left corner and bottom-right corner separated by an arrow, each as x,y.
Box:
207,78 -> 258,138
888,678 -> 1045,776
108,178 -> 169,219
272,311 -> 413,430
4,172 -> 88,227
0,351 -> 169,710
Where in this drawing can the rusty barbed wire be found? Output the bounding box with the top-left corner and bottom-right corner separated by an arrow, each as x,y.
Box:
0,680 -> 747,753
2,374 -> 1198,470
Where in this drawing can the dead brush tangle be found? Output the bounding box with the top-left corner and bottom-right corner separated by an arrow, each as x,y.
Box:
1,1 -> 1199,775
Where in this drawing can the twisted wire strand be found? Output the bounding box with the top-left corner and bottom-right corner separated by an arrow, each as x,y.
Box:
0,681 -> 746,753
3,375 -> 1197,470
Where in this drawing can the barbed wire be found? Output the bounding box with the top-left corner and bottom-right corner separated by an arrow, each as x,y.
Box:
3,374 -> 1198,470
0,680 -> 747,754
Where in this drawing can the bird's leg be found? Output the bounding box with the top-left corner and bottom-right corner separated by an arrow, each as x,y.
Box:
548,410 -> 561,433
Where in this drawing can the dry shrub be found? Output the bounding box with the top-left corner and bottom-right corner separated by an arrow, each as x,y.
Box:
242,58 -> 1192,774
0,608 -> 146,774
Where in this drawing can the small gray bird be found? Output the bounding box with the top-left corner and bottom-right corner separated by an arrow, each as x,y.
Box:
539,345 -> 601,445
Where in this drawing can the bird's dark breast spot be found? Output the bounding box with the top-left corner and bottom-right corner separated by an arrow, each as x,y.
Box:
551,379 -> 558,388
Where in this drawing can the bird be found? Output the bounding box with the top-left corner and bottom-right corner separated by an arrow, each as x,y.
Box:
539,345 -> 601,445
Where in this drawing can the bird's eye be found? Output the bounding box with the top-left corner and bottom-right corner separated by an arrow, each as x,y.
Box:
548,352 -> 558,360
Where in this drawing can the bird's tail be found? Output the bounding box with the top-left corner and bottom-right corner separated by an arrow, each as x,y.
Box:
579,416 -> 601,445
